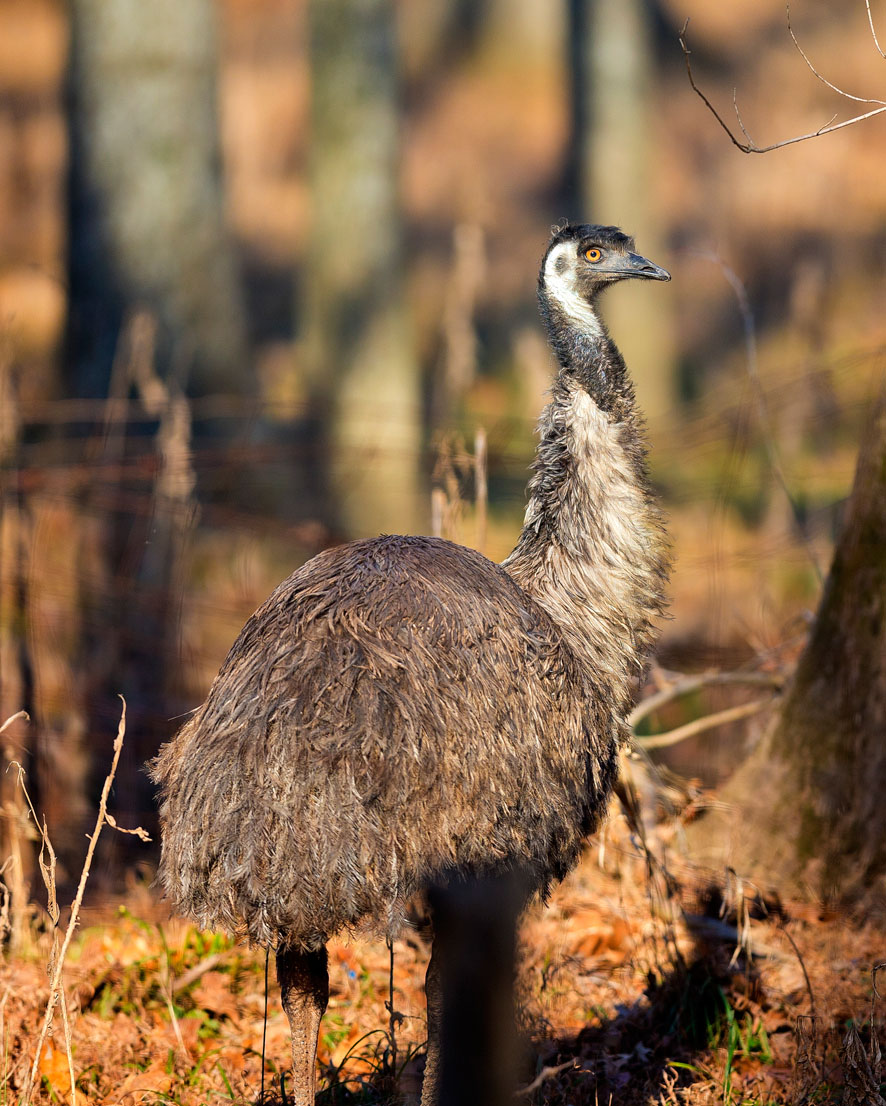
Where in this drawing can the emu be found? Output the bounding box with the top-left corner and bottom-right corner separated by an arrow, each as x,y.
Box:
151,224 -> 671,1105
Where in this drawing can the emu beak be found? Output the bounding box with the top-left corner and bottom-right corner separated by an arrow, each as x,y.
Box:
621,251 -> 671,282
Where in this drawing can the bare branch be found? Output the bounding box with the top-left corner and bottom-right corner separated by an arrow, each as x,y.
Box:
629,670 -> 784,729
679,20 -> 756,152
679,16 -> 886,155
787,5 -> 886,106
105,811 -> 151,842
515,1059 -> 580,1097
732,88 -> 755,146
0,711 -> 28,735
779,924 -> 817,1018
867,0 -> 886,58
635,697 -> 777,751
170,952 -> 226,995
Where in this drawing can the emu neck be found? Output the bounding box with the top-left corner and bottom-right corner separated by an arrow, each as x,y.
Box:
502,301 -> 668,714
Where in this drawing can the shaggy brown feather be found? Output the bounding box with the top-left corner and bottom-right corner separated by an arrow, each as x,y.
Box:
152,536 -> 616,949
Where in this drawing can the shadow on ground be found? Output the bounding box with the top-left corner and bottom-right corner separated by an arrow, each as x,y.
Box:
253,944 -> 764,1105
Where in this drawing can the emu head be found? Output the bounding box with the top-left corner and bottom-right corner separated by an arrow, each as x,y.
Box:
539,224 -> 670,332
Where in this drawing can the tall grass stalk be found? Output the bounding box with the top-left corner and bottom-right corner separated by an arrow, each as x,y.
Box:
21,699 -> 150,1105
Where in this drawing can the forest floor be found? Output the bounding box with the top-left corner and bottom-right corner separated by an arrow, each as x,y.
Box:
4,802 -> 884,1106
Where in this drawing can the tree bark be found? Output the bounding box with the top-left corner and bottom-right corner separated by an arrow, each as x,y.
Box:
301,0 -> 421,537
691,390 -> 886,905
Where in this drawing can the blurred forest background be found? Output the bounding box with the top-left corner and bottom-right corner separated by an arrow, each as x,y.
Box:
0,0 -> 884,899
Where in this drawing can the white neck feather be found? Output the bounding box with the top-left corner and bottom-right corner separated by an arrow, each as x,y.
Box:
503,379 -> 666,713
543,241 -> 604,337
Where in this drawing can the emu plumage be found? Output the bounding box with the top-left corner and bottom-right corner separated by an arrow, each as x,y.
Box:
155,536 -> 615,948
152,223 -> 671,1105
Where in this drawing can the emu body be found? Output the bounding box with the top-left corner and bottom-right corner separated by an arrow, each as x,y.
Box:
155,537 -> 613,947
152,224 -> 670,1105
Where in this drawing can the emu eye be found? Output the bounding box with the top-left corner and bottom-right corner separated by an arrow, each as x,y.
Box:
585,247 -> 603,263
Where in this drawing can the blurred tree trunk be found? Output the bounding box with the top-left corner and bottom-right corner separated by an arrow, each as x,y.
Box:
301,0 -> 421,538
568,0 -> 674,420
400,0 -> 486,96
692,391 -> 886,905
59,0 -> 235,856
66,0 -> 248,397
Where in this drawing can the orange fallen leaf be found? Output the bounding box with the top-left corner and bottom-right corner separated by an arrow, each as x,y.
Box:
38,1039 -> 73,1098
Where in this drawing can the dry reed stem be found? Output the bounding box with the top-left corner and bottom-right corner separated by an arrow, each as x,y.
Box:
58,989 -> 75,1106
23,698 -> 150,1105
430,486 -> 447,541
871,963 -> 884,1080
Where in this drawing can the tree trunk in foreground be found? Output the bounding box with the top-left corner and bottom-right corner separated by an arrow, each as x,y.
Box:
692,391 -> 886,905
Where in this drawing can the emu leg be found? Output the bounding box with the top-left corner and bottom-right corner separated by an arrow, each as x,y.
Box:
276,943 -> 329,1106
421,941 -> 444,1106
422,871 -> 527,1106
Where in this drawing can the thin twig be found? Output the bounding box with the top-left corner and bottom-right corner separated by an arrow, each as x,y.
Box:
514,1058 -> 579,1097
104,811 -> 151,841
866,0 -> 886,57
163,974 -> 187,1058
629,671 -> 784,729
635,697 -> 776,751
155,922 -> 196,1060
787,5 -> 886,106
170,951 -> 226,995
0,711 -> 28,735
780,922 -> 816,1018
679,16 -> 886,154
